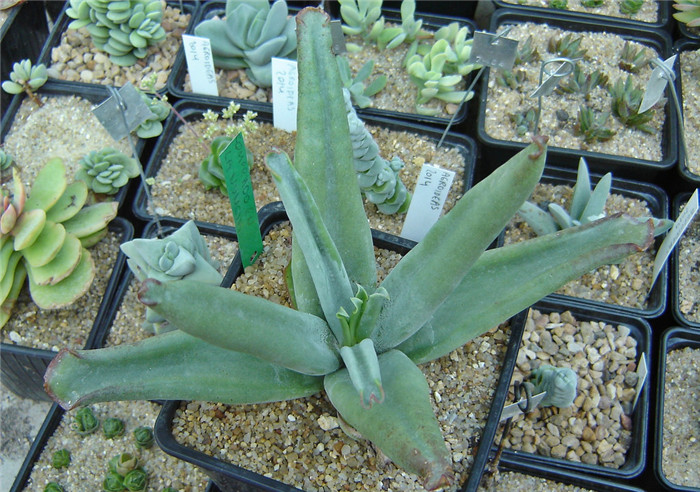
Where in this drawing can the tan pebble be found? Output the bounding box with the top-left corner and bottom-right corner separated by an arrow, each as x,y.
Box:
561,435 -> 580,448
80,70 -> 94,82
551,444 -> 567,458
546,423 -> 560,437
620,414 -> 632,431
582,427 -> 596,442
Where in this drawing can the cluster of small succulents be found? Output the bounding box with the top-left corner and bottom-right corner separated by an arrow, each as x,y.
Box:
1,59 -> 47,105
65,0 -> 166,67
76,147 -> 140,195
103,452 -> 148,491
193,0 -> 297,87
1,159 -> 117,328
337,57 -> 387,108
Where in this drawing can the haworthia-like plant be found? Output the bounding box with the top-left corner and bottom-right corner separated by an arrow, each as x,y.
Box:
45,9 -> 657,490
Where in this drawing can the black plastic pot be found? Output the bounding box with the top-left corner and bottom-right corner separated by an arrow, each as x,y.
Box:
671,192 -> 700,329
500,165 -> 670,319
493,298 -> 652,481
1,1 -> 52,119
654,326 -> 700,492
35,0 -> 199,93
154,201 -> 528,492
167,1 -> 477,126
492,0 -> 672,31
1,217 -> 133,402
477,9 -> 677,179
131,98 -> 478,228
0,80 -> 147,211
673,38 -> 700,186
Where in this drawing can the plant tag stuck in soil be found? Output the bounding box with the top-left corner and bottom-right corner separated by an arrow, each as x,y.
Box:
500,392 -> 547,422
640,55 -> 676,114
219,133 -> 263,267
182,34 -> 218,97
93,83 -> 153,141
400,164 -> 455,242
650,188 -> 699,291
632,353 -> 648,412
330,20 -> 347,54
469,31 -> 518,70
272,57 -> 298,132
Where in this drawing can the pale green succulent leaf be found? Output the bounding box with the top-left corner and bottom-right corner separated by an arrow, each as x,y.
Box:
518,201 -> 558,236
25,234 -> 82,286
62,202 -> 117,239
569,158 -> 592,220
21,221 -> 66,268
580,172 -> 611,223
28,247 -> 94,308
548,202 -> 575,229
338,338 -> 384,407
24,158 -> 67,212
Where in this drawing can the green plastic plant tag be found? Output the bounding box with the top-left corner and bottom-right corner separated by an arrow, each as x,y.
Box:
219,133 -> 263,267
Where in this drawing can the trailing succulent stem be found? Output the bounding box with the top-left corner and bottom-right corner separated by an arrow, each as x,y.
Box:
44,8 -> 658,490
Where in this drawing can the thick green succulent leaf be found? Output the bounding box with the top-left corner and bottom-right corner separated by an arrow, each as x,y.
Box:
518,200 -> 558,236
24,158 -> 67,212
12,209 -> 46,251
44,330 -> 323,410
267,151 -> 354,343
79,228 -> 108,248
21,221 -> 66,267
1,244 -> 22,303
325,349 -> 453,491
137,278 -> 340,376
0,259 -> 25,329
580,172 -> 611,223
398,214 -> 654,364
61,201 -> 117,239
28,247 -> 94,309
195,18 -> 246,58
25,234 -> 82,286
569,158 -> 591,220
338,338 -> 384,408
373,138 -> 548,351
45,181 -> 89,223
293,8 -> 376,296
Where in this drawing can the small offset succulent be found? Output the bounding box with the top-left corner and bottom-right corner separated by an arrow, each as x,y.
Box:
514,35 -> 540,66
619,41 -> 651,73
45,9 -> 658,490
44,483 -> 64,492
556,64 -> 608,98
525,364 -> 578,408
1,59 -> 47,106
133,426 -> 154,448
51,449 -> 71,469
510,107 -> 538,137
109,452 -> 138,476
549,0 -> 568,9
581,0 -> 604,7
574,105 -> 616,143
620,0 -> 644,16
0,149 -> 14,178
72,406 -> 99,435
65,0 -> 166,66
370,0 -> 429,50
496,68 -> 527,90
547,33 -> 587,60
103,417 -> 125,439
1,160 -> 118,329
136,90 -> 170,138
337,56 -> 387,108
517,158 -> 673,237
76,147 -> 140,195
609,75 -> 655,133
194,0 -> 296,87
123,468 -> 148,491
338,0 -> 383,42
344,88 -> 410,214
674,0 -> 700,26
103,472 -> 125,492
119,220 -> 222,334
199,135 -> 255,195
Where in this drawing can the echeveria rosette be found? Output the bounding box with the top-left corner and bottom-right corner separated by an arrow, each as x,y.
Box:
44,9 -> 657,490
193,0 -> 297,87
76,148 -> 140,195
1,59 -> 47,106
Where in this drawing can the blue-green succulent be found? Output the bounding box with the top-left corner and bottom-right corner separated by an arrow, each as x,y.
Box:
76,147 -> 140,195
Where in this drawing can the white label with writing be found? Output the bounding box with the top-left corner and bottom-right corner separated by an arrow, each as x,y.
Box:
632,353 -> 648,411
272,57 -> 298,132
182,34 -> 218,97
650,188 -> 699,289
400,164 -> 455,242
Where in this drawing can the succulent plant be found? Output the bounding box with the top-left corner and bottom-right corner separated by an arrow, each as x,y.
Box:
372,0 -> 429,50
337,56 -> 387,108
526,364 -> 578,408
44,9 -> 658,490
620,0 -> 644,15
344,88 -> 410,214
556,64 -> 608,98
514,35 -> 540,66
65,0 -> 166,66
547,33 -> 587,60
136,90 -> 170,138
0,148 -> 14,173
496,68 -> 527,90
1,160 -> 118,329
103,471 -> 125,492
549,0 -> 568,9
198,135 -> 255,195
674,1 -> 700,26
432,21 -> 479,76
119,220 -> 222,334
338,0 -> 383,39
517,158 -> 673,237
76,147 -> 140,195
110,452 -> 138,476
581,0 -> 604,7
72,406 -> 99,435
510,107 -> 538,137
193,0 -> 296,87
103,417 -> 125,438
574,105 -> 616,143
133,426 -> 154,448
609,74 -> 655,133
619,41 -> 651,73
51,449 -> 71,469
44,483 -> 64,492
1,59 -> 47,106
123,468 -> 148,491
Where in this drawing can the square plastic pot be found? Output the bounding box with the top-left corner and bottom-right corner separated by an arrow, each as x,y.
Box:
671,192 -> 700,329
493,298 -> 652,482
654,327 -> 700,492
153,201 -> 529,492
673,38 -> 700,186
476,8 -> 678,180
500,165 -> 670,319
131,98 -> 478,227
167,2 -> 477,126
1,217 -> 134,402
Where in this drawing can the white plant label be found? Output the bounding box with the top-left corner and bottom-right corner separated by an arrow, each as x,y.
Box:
530,60 -> 573,99
640,55 -> 676,114
272,57 -> 298,132
400,164 -> 455,242
469,31 -> 518,70
650,188 -> 699,290
632,353 -> 648,412
182,34 -> 218,97
500,392 -> 547,422
93,82 -> 153,141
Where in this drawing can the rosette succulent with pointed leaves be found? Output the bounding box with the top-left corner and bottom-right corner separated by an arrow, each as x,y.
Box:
343,88 -> 410,214
674,1 -> 700,26
517,158 -> 673,237
76,147 -> 140,195
119,220 -> 222,334
193,0 -> 296,87
65,0 -> 166,67
1,59 -> 47,106
1,159 -> 118,328
45,9 -> 658,490
337,56 -> 386,108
